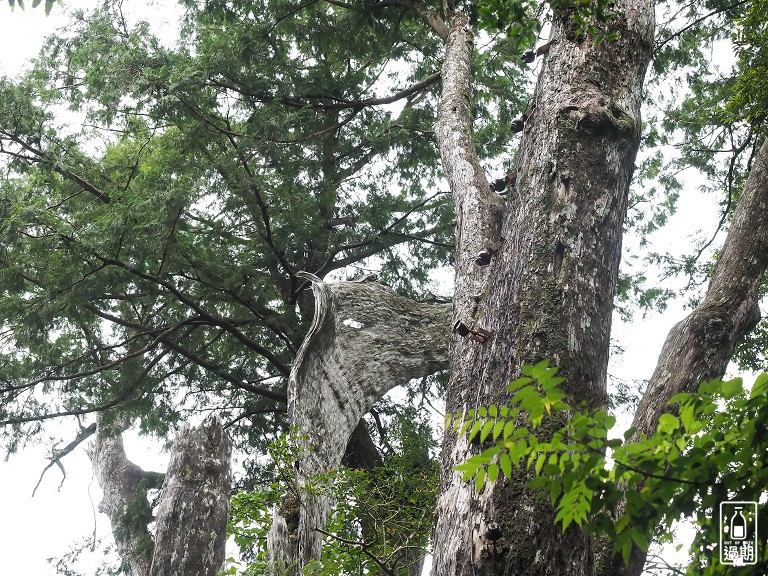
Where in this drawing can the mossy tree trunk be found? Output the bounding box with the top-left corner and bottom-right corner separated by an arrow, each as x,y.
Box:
430,3 -> 654,575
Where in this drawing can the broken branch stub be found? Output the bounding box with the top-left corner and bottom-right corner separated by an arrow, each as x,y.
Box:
267,273 -> 451,572
92,414 -> 231,576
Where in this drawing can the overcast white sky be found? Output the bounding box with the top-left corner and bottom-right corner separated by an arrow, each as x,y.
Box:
0,1 -> 739,574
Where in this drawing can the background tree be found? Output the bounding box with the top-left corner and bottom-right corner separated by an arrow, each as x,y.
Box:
0,0 -> 516,573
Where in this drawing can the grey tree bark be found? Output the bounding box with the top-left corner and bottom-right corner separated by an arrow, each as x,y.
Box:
91,414 -> 231,576
88,7 -> 765,576
429,3 -> 654,575
266,273 -> 451,574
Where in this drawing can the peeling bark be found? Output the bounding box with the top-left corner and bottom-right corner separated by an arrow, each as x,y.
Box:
267,273 -> 451,573
431,4 -> 654,576
600,137 -> 768,576
91,415 -> 231,576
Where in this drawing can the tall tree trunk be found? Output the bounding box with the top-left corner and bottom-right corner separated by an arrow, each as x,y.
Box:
150,418 -> 232,576
600,136 -> 768,576
91,415 -> 231,576
431,4 -> 654,575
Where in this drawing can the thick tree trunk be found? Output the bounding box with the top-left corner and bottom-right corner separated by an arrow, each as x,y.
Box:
267,273 -> 451,574
600,137 -> 768,576
91,415 -> 231,576
150,417 -> 232,576
431,4 -> 654,576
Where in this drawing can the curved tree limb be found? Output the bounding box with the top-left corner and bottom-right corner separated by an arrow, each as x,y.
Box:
608,137 -> 768,576
267,273 -> 451,573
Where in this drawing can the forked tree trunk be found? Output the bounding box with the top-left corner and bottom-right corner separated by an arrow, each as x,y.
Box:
602,136 -> 768,576
91,415 -> 231,576
431,4 -> 654,575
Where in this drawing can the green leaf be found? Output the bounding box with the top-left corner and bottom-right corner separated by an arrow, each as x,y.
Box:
456,462 -> 481,482
507,376 -> 533,391
468,420 -> 483,443
679,403 -> 695,431
493,420 -> 505,440
630,529 -> 650,552
614,515 -> 630,534
668,392 -> 691,405
621,537 -> 632,565
480,420 -> 495,443
549,477 -> 561,504
474,467 -> 486,492
657,413 -> 680,435
487,462 -> 499,483
499,453 -> 512,478
750,373 -> 768,398
720,378 -> 744,399
622,426 -> 637,440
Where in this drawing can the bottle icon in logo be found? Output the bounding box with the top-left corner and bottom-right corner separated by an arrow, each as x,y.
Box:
730,507 -> 747,540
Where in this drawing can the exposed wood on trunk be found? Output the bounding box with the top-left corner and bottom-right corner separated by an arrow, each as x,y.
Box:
267,273 -> 451,573
431,4 -> 654,575
601,137 -> 768,576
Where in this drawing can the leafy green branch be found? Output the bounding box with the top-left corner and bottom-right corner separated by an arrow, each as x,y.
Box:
7,0 -> 60,15
448,361 -> 768,569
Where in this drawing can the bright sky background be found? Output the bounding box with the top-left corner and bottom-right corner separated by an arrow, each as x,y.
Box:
0,1 -> 743,574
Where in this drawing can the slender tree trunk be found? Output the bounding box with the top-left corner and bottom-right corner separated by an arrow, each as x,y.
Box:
91,414 -> 157,576
431,4 -> 654,575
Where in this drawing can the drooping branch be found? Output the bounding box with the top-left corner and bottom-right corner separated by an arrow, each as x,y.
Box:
32,422 -> 97,497
267,273 -> 451,573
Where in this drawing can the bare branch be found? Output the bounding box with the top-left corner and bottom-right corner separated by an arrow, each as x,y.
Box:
32,422 -> 97,497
